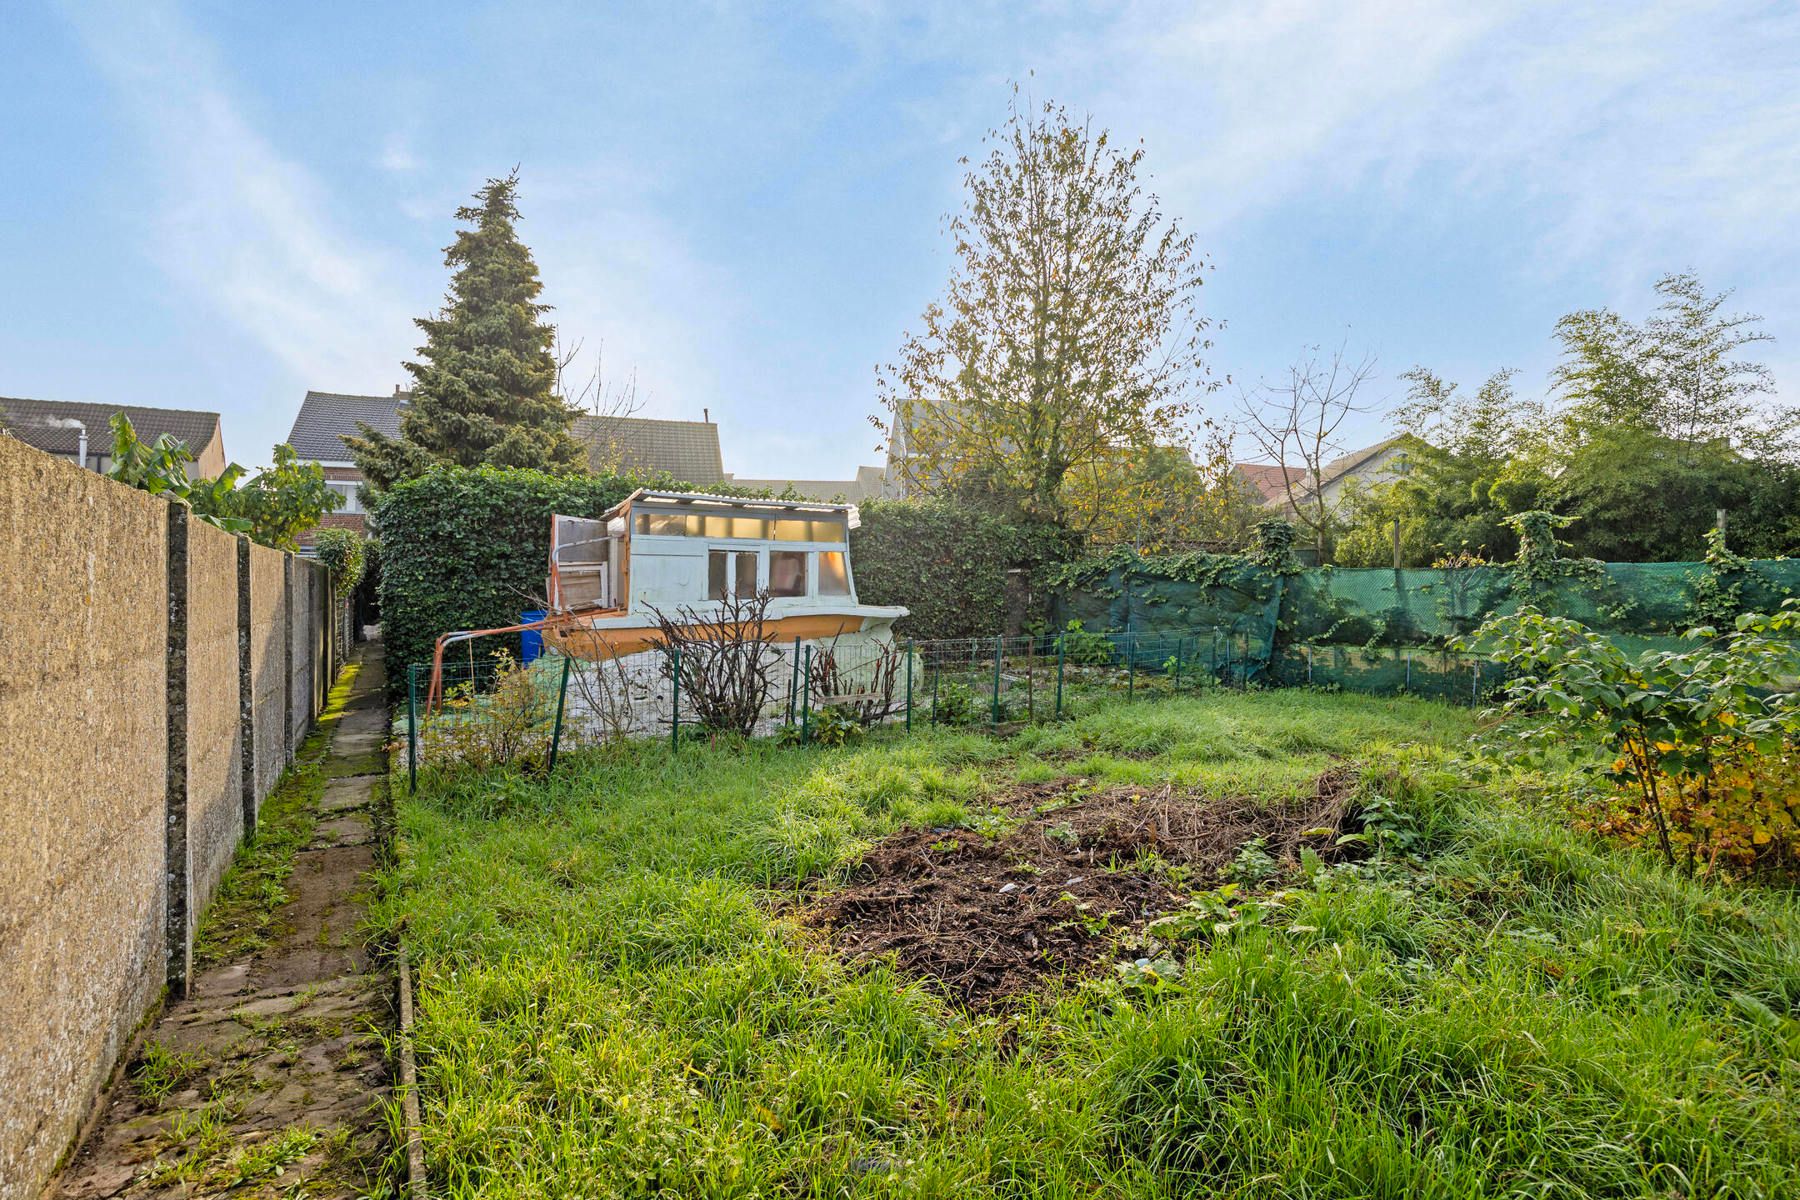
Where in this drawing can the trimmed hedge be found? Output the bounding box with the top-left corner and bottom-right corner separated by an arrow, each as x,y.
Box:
850,499 -> 1070,641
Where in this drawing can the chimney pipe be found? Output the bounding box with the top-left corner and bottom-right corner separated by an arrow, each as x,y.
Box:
703,407 -> 710,424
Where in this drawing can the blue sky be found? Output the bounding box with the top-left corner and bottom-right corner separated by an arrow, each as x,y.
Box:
2,1 -> 1796,477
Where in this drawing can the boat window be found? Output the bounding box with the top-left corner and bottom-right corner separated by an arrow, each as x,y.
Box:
816,551 -> 851,597
768,550 -> 807,597
735,551 -> 759,596
637,509 -> 845,542
771,517 -> 843,542
638,511 -> 700,536
708,549 -> 728,601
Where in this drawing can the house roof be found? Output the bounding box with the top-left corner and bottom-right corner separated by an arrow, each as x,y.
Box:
286,389 -> 729,485
0,396 -> 222,457
722,464 -> 890,502
1233,462 -> 1307,504
285,390 -> 408,462
606,488 -> 859,524
573,413 -> 725,483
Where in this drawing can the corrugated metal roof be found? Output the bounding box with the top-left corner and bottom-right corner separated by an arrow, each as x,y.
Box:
0,396 -> 222,458
285,390 -> 408,462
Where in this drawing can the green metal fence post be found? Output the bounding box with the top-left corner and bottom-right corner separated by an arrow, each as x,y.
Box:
801,645 -> 812,744
670,647 -> 681,752
1127,632 -> 1136,701
406,664 -> 419,794
905,640 -> 914,732
548,654 -> 572,772
990,634 -> 1003,726
1175,636 -> 1185,695
1054,633 -> 1065,719
787,636 -> 800,726
931,656 -> 940,724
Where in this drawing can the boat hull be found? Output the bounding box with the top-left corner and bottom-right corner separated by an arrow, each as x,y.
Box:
544,611 -> 891,662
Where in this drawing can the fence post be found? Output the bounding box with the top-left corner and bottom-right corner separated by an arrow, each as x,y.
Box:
787,636 -> 800,726
671,647 -> 682,751
1175,636 -> 1185,695
1127,632 -> 1136,701
548,654 -> 572,773
1405,648 -> 1412,692
801,645 -> 812,744
991,635 -> 1003,726
1472,660 -> 1480,705
1307,645 -> 1314,686
1055,633 -> 1065,719
905,640 -> 914,732
407,664 -> 419,795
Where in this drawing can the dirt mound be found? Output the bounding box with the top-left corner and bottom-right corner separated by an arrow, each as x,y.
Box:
808,771 -> 1357,1008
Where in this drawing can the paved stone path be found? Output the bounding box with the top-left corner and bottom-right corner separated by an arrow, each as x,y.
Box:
52,644 -> 393,1199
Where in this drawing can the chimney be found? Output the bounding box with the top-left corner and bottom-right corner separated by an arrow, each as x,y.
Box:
395,384 -> 405,396
703,407 -> 710,424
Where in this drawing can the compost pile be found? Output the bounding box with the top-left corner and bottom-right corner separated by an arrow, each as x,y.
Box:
810,771 -> 1358,1008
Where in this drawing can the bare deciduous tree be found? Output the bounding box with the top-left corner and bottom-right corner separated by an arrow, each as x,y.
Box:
1237,343 -> 1378,563
554,334 -> 647,474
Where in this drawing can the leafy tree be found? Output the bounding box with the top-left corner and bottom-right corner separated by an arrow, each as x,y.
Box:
1554,270 -> 1788,456
350,171 -> 585,491
231,444 -> 340,551
104,415 -> 339,547
105,413 -> 250,534
1064,424 -> 1262,552
877,91 -> 1216,530
1334,369 -> 1551,566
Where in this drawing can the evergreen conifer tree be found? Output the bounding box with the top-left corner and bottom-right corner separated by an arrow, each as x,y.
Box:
350,171 -> 585,491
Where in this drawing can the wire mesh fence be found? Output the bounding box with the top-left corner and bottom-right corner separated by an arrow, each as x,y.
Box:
400,624 -> 1509,790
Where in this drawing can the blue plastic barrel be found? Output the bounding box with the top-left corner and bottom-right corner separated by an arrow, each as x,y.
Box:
520,610 -> 546,664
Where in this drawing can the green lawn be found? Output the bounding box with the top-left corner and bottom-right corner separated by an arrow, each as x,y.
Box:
378,690 -> 1800,1198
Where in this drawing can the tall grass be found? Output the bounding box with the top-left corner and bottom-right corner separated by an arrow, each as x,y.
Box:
378,691 -> 1800,1198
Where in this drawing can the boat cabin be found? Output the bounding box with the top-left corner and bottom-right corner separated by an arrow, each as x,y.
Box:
545,489 -> 905,658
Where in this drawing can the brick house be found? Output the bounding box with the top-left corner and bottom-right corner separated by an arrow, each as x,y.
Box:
0,396 -> 228,479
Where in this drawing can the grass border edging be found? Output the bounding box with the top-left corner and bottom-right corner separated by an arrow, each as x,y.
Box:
396,937 -> 427,1197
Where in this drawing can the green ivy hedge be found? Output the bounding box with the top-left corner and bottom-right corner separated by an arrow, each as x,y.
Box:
850,499 -> 1071,641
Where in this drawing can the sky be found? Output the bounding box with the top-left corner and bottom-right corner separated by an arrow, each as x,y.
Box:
2,1 -> 1796,477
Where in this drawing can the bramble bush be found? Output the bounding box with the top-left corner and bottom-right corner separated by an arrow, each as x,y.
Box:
1467,601 -> 1800,875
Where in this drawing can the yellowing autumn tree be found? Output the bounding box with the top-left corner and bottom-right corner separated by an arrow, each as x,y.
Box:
877,93 -> 1218,533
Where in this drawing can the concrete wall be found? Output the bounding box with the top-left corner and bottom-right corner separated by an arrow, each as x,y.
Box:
184,518 -> 244,939
0,440 -> 338,1200
0,436 -> 169,1200
248,544 -> 288,804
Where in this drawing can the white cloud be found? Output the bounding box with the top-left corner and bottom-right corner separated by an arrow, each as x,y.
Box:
60,1 -> 415,392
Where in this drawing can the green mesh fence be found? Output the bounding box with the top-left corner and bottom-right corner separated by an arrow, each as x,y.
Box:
1058,558 -> 1800,695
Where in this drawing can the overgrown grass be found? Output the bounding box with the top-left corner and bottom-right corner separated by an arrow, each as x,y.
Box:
192,661 -> 360,968
379,690 -> 1800,1198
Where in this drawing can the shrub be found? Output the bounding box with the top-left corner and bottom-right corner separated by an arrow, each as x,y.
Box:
1468,602 -> 1800,875
311,528 -> 368,599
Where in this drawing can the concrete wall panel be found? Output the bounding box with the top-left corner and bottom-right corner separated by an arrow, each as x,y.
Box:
185,518 -> 242,927
0,437 -> 168,1200
248,543 -> 287,804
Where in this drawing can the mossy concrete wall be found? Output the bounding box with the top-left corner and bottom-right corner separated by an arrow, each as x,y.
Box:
0,436 -> 169,1200
0,439 -> 339,1200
